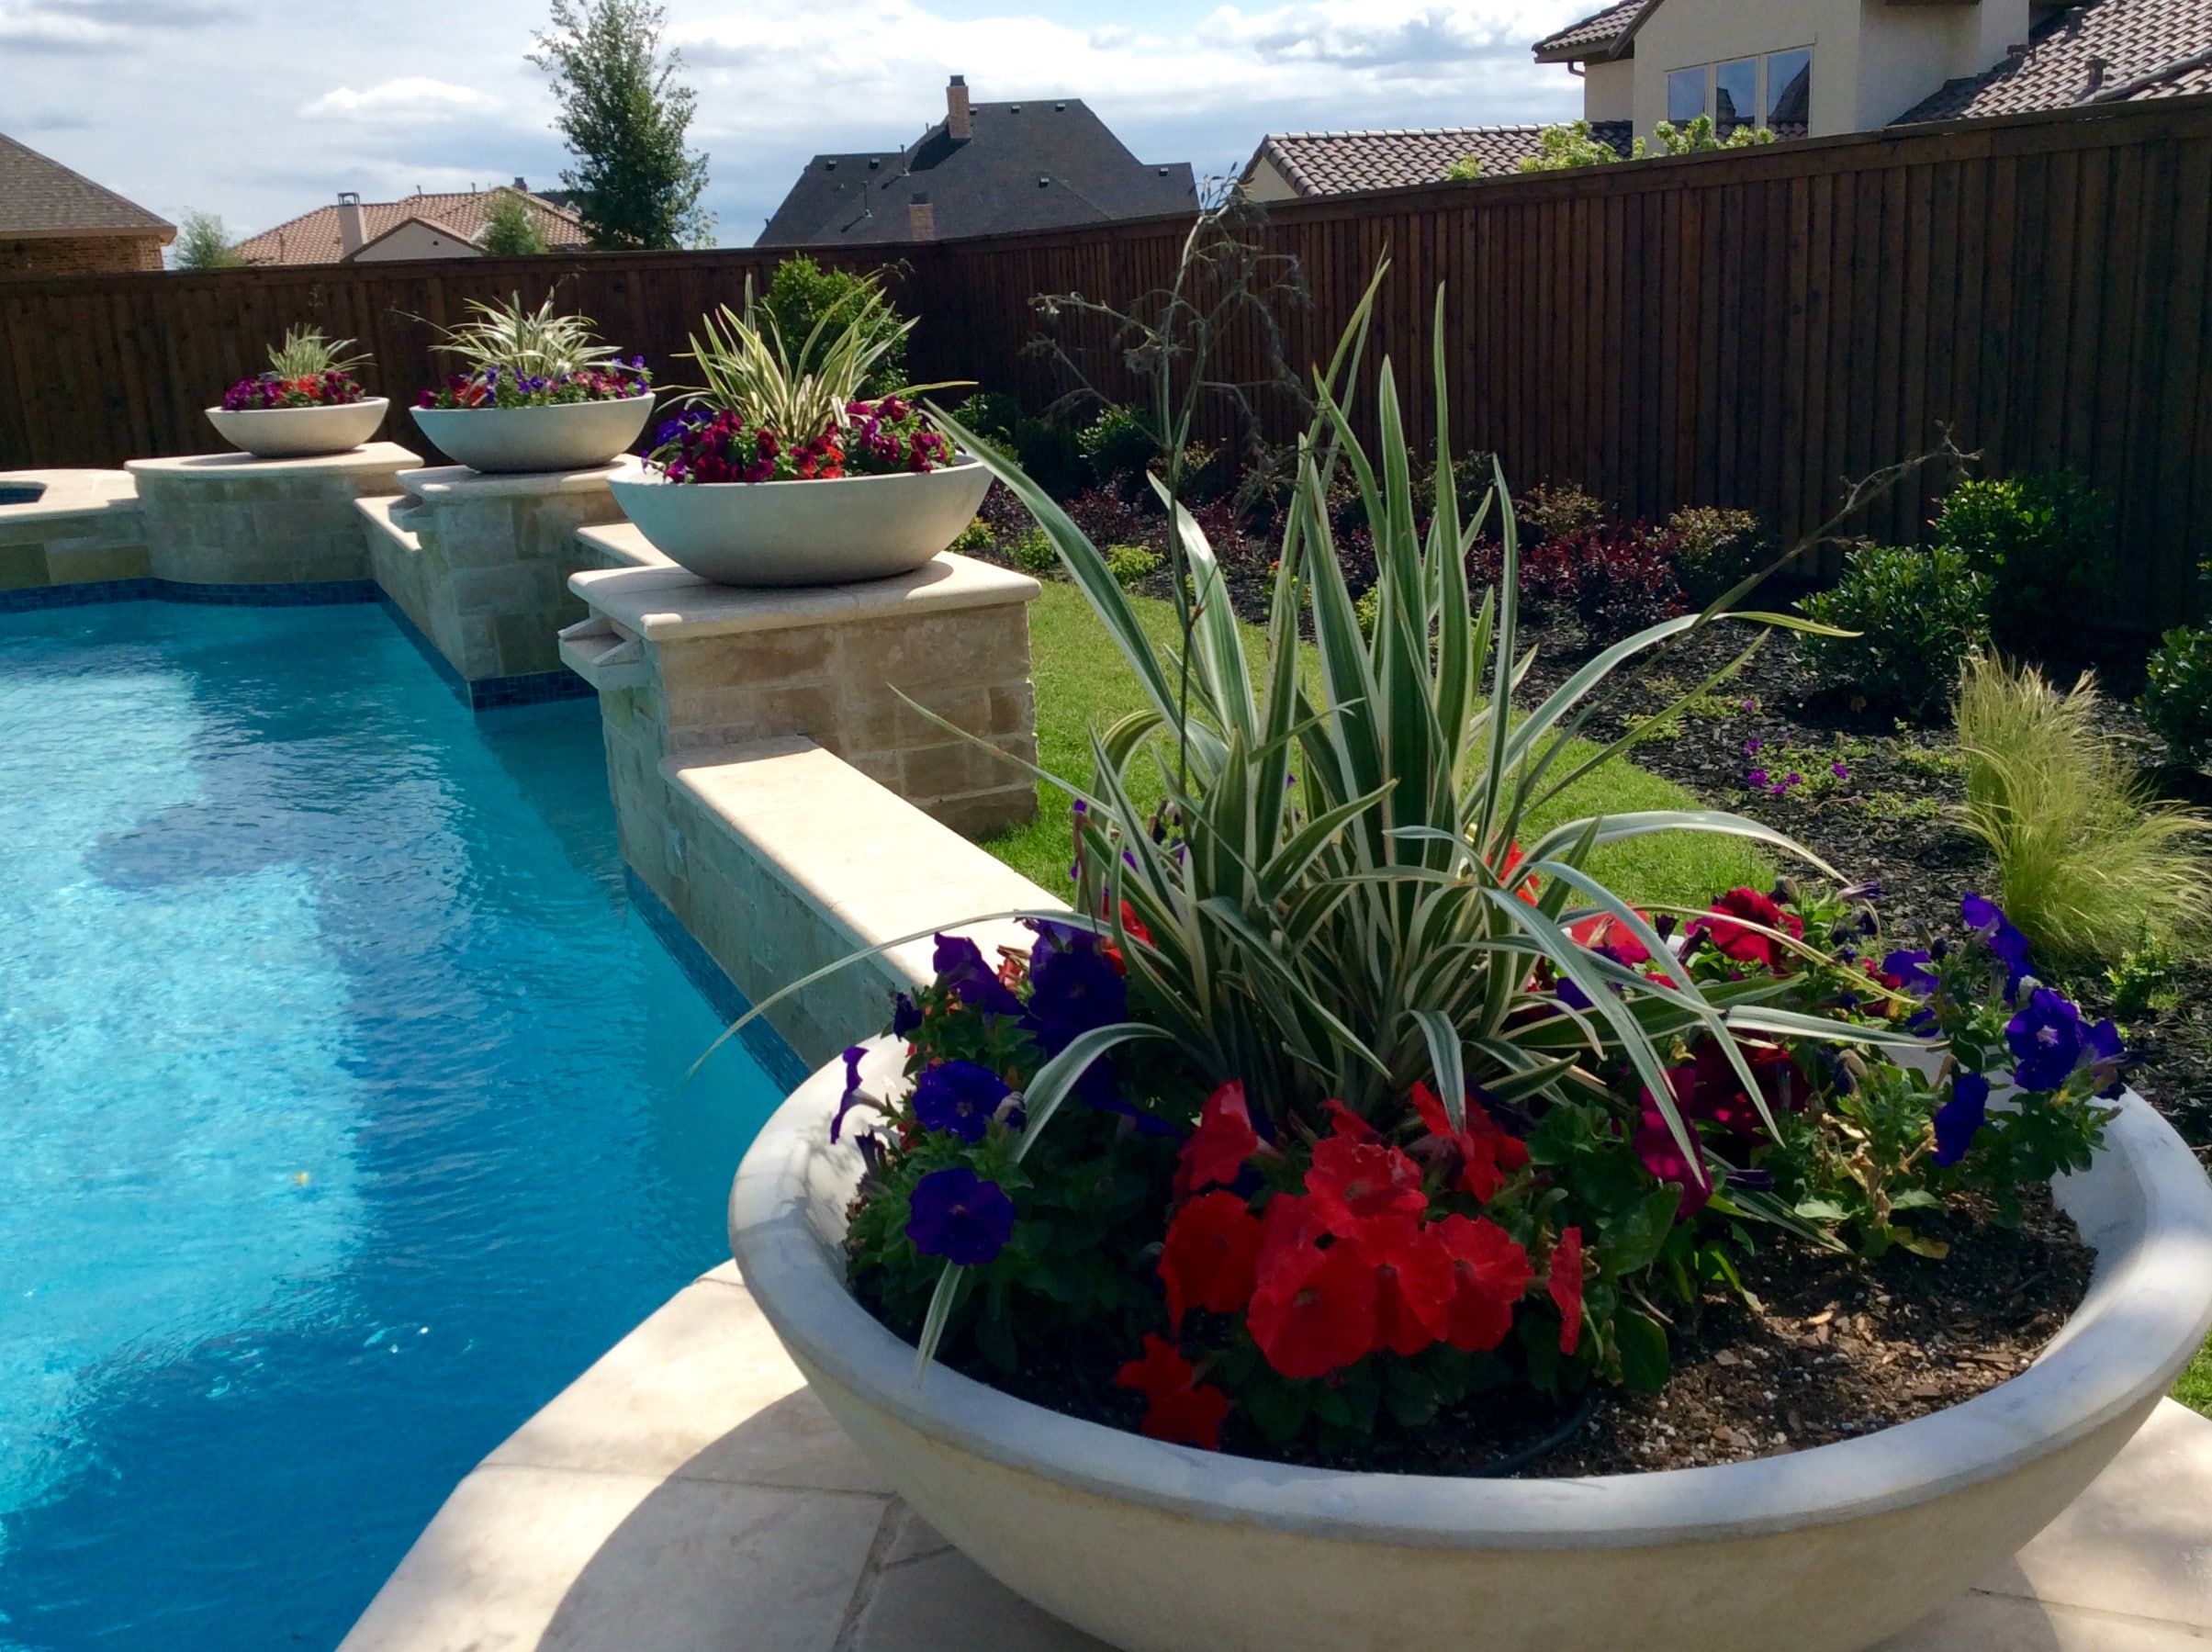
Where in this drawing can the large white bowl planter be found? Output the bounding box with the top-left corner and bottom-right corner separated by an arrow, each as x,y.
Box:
610,457 -> 993,586
408,396 -> 654,475
731,1041 -> 2212,1652
204,398 -> 388,459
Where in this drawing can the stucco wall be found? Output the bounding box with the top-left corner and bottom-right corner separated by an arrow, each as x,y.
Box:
0,234 -> 166,276
1584,60 -> 1635,123
1628,0 -> 2027,140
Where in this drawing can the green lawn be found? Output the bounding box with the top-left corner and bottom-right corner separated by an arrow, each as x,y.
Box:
2179,1337 -> 2212,1417
981,582 -> 1771,908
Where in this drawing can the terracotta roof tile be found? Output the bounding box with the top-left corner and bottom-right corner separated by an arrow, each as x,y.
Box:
232,188 -> 588,266
0,130 -> 172,239
1249,124 -> 1634,197
1895,0 -> 2212,124
1533,0 -> 1646,63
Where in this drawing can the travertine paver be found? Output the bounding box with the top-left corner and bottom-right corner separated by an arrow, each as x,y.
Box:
339,1263 -> 2212,1652
0,468 -> 147,591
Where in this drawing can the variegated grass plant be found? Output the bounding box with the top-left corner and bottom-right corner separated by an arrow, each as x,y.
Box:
430,289 -> 620,379
265,324 -> 369,379
676,272 -> 918,439
707,262 -> 1932,1376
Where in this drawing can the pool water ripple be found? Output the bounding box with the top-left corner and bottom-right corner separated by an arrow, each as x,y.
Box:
0,602 -> 789,1650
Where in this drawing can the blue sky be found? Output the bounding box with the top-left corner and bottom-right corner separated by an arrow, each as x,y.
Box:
0,0 -> 1593,246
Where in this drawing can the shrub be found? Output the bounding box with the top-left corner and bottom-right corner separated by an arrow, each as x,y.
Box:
1954,653 -> 2212,964
947,517 -> 994,556
1521,522 -> 1688,643
1516,480 -> 1606,545
1006,527 -> 1057,578
173,208 -> 244,270
1104,543 -> 1161,589
760,256 -> 909,395
2140,623 -> 2212,770
1932,473 -> 2113,672
1798,543 -> 1992,719
1669,506 -> 1768,606
478,190 -> 550,256
1079,405 -> 1161,488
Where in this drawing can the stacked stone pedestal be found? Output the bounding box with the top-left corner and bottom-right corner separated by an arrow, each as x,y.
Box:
564,528 -> 1042,1054
127,444 -> 417,597
358,459 -> 634,708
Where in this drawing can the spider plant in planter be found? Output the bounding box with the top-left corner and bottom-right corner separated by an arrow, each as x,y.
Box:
408,290 -> 655,475
720,263 -> 2203,1652
611,273 -> 987,586
207,326 -> 387,459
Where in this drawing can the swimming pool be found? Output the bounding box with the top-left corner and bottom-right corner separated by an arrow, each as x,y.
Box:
0,601 -> 793,1650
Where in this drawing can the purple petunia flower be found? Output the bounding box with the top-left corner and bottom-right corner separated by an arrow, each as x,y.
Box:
1932,1071 -> 1991,1165
1832,762 -> 1850,780
1962,892 -> 2035,1001
1023,920 -> 1128,1056
892,993 -> 924,1038
831,1045 -> 870,1143
1746,768 -> 1770,789
932,934 -> 1022,1017
1745,738 -> 1764,755
911,1060 -> 1011,1143
2007,986 -> 2088,1091
1883,949 -> 1939,995
906,1167 -> 1016,1265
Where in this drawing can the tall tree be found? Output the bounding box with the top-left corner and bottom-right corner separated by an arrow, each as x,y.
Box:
478,189 -> 550,256
172,209 -> 244,270
530,0 -> 713,250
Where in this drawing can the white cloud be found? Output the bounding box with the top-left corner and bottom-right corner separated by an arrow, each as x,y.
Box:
301,77 -> 501,122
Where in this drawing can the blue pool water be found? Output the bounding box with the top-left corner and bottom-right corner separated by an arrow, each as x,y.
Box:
0,601 -> 792,1650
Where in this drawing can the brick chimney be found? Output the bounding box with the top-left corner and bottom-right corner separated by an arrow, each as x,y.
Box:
946,74 -> 971,141
908,190 -> 937,241
337,191 -> 365,259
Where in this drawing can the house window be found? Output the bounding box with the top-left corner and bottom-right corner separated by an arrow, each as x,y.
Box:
1667,67 -> 1707,125
1768,49 -> 1813,129
1714,59 -> 1757,134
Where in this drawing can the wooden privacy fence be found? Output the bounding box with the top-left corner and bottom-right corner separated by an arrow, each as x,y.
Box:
5,95 -> 2209,624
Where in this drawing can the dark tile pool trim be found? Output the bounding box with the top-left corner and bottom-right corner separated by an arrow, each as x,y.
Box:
373,595 -> 594,714
0,577 -> 381,613
625,867 -> 810,1094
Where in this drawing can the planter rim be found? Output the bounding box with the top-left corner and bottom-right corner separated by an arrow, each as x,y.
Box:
731,1039 -> 2212,1552
201,396 -> 390,416
408,391 -> 654,410
612,453 -> 984,495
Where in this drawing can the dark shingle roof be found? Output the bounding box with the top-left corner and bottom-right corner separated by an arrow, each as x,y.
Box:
1533,0 -> 1648,63
0,131 -> 172,240
758,99 -> 1194,246
1895,0 -> 2212,124
232,188 -> 587,266
1246,124 -> 1634,197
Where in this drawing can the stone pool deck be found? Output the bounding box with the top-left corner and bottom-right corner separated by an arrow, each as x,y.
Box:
339,1264 -> 2212,1651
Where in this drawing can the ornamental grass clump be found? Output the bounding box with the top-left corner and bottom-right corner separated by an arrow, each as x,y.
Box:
417,290 -> 651,408
761,267 -> 2121,1461
1954,653 -> 2212,964
220,326 -> 372,410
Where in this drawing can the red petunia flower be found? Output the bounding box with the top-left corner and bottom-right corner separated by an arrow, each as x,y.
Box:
1114,1333 -> 1231,1450
1321,1099 -> 1380,1142
1177,1082 -> 1261,1194
1409,1081 -> 1532,1202
1435,1213 -> 1532,1352
1634,1099 -> 1713,1219
1256,1192 -> 1328,1289
1567,911 -> 1652,966
1349,1214 -> 1454,1356
1246,1235 -> 1376,1379
1549,1227 -> 1586,1356
1304,1134 -> 1428,1237
1158,1190 -> 1263,1330
1686,888 -> 1804,972
1496,842 -> 1544,905
1117,900 -> 1153,947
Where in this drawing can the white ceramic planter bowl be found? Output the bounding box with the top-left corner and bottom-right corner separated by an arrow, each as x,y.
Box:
731,1041 -> 2212,1652
204,398 -> 388,459
610,458 -> 993,586
408,396 -> 654,475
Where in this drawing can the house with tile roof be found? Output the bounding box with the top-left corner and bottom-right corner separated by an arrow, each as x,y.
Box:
1245,0 -> 2210,203
232,183 -> 587,267
758,77 -> 1195,246
0,131 -> 174,276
